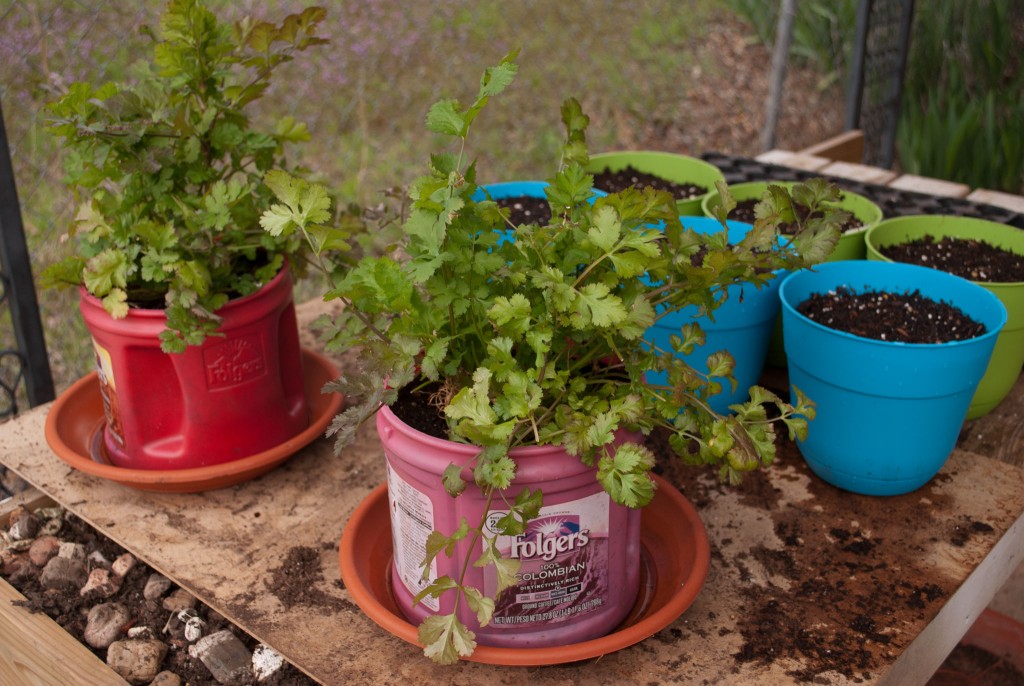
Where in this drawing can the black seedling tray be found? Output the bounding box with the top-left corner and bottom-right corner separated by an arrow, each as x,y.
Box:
701,152 -> 1024,229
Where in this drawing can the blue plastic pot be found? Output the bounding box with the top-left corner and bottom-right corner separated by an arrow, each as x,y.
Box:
645,217 -> 784,414
474,181 -> 606,245
780,260 -> 1007,496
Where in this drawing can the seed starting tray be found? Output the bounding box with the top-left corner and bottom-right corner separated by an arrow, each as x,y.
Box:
701,152 -> 1024,229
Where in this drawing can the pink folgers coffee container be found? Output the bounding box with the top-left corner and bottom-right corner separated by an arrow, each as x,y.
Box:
78,266 -> 308,470
376,405 -> 642,648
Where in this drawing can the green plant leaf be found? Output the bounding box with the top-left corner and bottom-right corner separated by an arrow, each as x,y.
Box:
463,586 -> 495,627
419,614 -> 476,665
425,99 -> 465,137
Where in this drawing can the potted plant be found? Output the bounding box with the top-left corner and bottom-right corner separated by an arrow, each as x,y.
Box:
40,0 -> 346,471
703,180 -> 883,368
702,180 -> 883,261
587,151 -> 726,216
267,54 -> 840,663
865,215 -> 1024,419
779,260 -> 1006,495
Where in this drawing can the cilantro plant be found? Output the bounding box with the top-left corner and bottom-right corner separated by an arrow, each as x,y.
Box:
42,0 -> 334,353
264,53 -> 843,663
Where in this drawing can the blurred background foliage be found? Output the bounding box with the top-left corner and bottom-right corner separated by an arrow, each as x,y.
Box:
1,0 -> 1021,398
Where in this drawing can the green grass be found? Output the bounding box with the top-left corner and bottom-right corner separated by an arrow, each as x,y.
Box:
1,0 -> 830,399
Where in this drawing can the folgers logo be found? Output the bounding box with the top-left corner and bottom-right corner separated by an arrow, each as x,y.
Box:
508,517 -> 590,561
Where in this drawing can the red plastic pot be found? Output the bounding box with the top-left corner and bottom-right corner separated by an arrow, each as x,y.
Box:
78,266 -> 308,470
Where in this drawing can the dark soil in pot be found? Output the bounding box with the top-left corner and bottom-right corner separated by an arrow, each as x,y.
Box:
731,197 -> 865,235
796,288 -> 987,343
879,235 -> 1024,283
390,382 -> 452,439
496,195 -> 552,226
592,165 -> 707,201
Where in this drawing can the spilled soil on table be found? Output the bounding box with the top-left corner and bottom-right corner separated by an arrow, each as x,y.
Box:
647,427 -> 1010,684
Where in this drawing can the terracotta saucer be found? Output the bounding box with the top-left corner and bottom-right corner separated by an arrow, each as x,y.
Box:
339,474 -> 711,666
44,348 -> 343,493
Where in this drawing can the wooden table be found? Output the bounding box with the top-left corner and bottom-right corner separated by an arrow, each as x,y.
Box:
2,296 -> 1023,685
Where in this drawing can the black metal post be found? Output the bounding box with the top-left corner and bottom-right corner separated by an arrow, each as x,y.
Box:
0,101 -> 55,409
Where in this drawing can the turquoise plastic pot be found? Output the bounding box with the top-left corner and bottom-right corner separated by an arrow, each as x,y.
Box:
865,215 -> 1024,419
645,217 -> 783,414
703,181 -> 885,368
588,151 -> 726,216
780,261 -> 1007,496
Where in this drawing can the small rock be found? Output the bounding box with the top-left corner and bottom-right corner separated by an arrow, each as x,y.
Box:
28,535 -> 62,567
39,556 -> 87,590
8,510 -> 40,541
128,626 -> 156,640
107,639 -> 169,685
81,567 -> 122,598
112,552 -> 136,578
183,614 -> 206,642
148,672 -> 182,686
1,549 -> 26,577
192,630 -> 253,685
143,573 -> 173,601
252,644 -> 286,682
38,515 -> 63,537
84,602 -> 131,649
162,588 -> 197,613
58,541 -> 87,561
88,550 -> 112,569
5,505 -> 27,528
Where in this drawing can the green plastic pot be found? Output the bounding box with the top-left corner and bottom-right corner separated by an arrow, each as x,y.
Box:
703,181 -> 885,367
865,215 -> 1024,419
587,151 -> 726,216
701,181 -> 884,261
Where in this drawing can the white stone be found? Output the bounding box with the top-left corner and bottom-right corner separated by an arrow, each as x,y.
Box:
84,602 -> 130,649
107,640 -> 169,685
143,573 -> 173,601
112,552 -> 136,578
193,630 -> 253,685
252,644 -> 286,682
57,541 -> 86,561
81,567 -> 122,598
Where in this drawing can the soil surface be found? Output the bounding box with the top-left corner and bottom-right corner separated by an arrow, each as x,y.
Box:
879,235 -> 1024,284
796,287 -> 987,343
647,426 -> 1016,685
592,165 -> 707,201
496,194 -> 552,226
390,381 -> 451,439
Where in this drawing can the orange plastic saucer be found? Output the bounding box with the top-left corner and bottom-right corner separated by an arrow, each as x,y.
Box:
44,348 -> 343,493
339,474 -> 710,666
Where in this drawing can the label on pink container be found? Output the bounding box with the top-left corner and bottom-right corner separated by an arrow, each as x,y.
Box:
386,464 -> 439,611
485,491 -> 610,626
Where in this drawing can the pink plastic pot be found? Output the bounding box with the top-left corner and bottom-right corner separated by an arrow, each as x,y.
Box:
376,405 -> 642,649
78,266 -> 308,470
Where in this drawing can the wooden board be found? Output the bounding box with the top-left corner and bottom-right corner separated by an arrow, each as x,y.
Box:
888,174 -> 971,199
755,149 -> 831,171
1,301 -> 1023,685
819,161 -> 899,185
798,129 -> 865,163
966,189 -> 1024,214
0,577 -> 129,686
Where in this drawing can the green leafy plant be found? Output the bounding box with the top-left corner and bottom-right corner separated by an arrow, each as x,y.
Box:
265,53 -> 843,663
41,0 -> 336,352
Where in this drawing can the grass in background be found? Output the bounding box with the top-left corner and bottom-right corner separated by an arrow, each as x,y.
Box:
898,0 -> 1024,193
726,0 -> 858,90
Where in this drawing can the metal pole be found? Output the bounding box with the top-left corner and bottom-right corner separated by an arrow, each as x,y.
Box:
761,0 -> 798,151
0,102 -> 55,408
